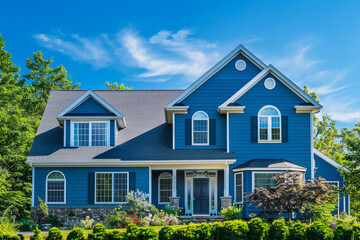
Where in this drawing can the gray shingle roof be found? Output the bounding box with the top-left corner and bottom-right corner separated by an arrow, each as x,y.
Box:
233,159 -> 306,170
27,90 -> 234,163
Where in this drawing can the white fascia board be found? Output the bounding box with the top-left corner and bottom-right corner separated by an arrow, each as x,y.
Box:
233,167 -> 307,172
220,65 -> 323,109
295,105 -> 322,113
56,90 -> 124,118
313,148 -> 349,172
27,159 -> 237,166
166,44 -> 266,107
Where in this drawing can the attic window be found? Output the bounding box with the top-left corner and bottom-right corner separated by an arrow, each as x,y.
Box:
264,78 -> 276,90
235,60 -> 246,71
71,121 -> 109,147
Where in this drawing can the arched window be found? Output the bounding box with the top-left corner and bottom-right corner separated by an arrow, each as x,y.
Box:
158,172 -> 172,204
192,111 -> 209,145
46,171 -> 66,204
258,106 -> 281,142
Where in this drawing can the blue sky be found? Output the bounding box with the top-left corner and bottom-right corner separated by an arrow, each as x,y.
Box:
1,0 -> 360,128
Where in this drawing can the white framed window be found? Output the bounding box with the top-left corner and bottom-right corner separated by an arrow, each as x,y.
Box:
252,172 -> 277,191
71,121 -> 110,147
95,172 -> 128,204
258,106 -> 281,143
324,181 -> 340,217
46,171 -> 66,204
234,172 -> 243,203
158,172 -> 172,204
192,111 -> 209,145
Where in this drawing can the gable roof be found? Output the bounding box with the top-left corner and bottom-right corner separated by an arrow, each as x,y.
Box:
27,90 -> 235,164
232,159 -> 307,172
219,65 -> 322,110
313,148 -> 348,172
166,44 -> 267,107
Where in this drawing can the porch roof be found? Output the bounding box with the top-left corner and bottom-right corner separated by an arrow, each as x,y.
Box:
232,159 -> 307,172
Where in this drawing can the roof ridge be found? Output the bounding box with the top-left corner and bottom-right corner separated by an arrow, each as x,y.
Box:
51,89 -> 184,92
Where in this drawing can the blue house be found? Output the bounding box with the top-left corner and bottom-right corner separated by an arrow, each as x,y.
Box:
27,44 -> 350,219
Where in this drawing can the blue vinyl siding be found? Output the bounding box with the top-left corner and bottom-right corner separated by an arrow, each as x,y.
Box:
110,120 -> 115,146
67,97 -> 114,115
175,53 -> 262,149
34,167 -> 149,207
229,73 -> 312,178
217,170 -> 224,211
314,154 -> 348,214
65,120 -> 71,147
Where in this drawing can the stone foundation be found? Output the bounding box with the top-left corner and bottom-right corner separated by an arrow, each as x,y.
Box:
31,206 -> 117,223
220,196 -> 232,209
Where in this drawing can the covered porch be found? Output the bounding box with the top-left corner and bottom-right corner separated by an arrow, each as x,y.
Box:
149,160 -> 235,216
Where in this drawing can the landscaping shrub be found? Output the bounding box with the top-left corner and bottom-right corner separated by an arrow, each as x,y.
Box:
17,234 -> 24,240
333,224 -> 352,240
219,204 -> 243,220
306,221 -> 334,240
158,226 -> 174,240
172,226 -> 197,240
210,222 -> 224,240
108,230 -> 125,240
289,222 -> 308,240
352,223 -> 360,240
247,217 -> 269,240
223,220 -> 249,240
303,204 -> 335,226
46,227 -> 63,240
30,227 -> 42,240
18,219 -> 36,232
268,218 -> 289,240
0,233 -> 21,240
66,228 -> 85,240
125,224 -> 158,240
0,216 -> 17,234
93,223 -> 106,234
48,215 -> 61,228
80,216 -> 94,230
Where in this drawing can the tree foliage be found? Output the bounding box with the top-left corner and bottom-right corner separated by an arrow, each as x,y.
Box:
247,172 -> 337,220
106,81 -> 132,90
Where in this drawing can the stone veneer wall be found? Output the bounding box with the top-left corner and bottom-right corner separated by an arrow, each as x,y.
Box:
31,207 -> 116,223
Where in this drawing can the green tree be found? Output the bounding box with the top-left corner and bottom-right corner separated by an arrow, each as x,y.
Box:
106,81 -> 132,90
23,51 -> 80,117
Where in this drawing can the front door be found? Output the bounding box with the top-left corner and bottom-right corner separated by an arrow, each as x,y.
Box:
193,178 -> 209,214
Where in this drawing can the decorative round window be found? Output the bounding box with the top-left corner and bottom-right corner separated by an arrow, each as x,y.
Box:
264,78 -> 276,90
235,60 -> 246,71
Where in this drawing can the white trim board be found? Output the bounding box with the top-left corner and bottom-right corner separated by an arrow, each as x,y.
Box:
166,44 -> 266,107
313,148 -> 349,172
234,172 -> 244,204
233,167 -> 307,172
219,65 -> 322,109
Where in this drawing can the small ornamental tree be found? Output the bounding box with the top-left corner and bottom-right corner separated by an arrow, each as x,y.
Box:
247,172 -> 337,220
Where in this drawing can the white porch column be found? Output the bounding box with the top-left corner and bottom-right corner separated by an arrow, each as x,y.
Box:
172,169 -> 177,197
224,162 -> 229,197
148,166 -> 152,204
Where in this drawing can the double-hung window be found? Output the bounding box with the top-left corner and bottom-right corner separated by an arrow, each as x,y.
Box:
158,172 -> 172,204
234,173 -> 243,203
258,106 -> 281,142
46,171 -> 66,204
253,172 -> 277,190
72,121 -> 109,146
192,111 -> 209,145
95,172 -> 128,203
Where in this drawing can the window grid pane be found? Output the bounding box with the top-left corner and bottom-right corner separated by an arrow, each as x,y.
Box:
74,123 -> 89,146
259,117 -> 268,140
235,174 -> 243,203
254,173 -> 277,189
47,181 -> 64,203
114,173 -> 127,202
160,174 -> 172,203
96,173 -> 112,203
91,122 -> 108,146
193,116 -> 209,144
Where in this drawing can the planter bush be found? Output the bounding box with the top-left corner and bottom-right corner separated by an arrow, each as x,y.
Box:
223,220 -> 249,240
247,218 -> 269,240
268,218 -> 289,240
333,224 -> 352,240
108,230 -> 125,240
93,224 -> 106,234
46,227 -> 63,240
125,224 -> 158,240
210,222 -> 224,240
289,222 -> 308,240
306,221 -> 334,240
67,228 -> 85,240
158,226 -> 174,240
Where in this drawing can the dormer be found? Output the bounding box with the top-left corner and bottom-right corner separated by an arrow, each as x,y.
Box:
56,90 -> 125,147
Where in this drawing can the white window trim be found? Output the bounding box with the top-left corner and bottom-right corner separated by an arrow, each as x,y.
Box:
192,111 -> 210,146
251,171 -> 279,192
158,172 -> 173,204
94,172 -> 129,204
46,170 -> 66,204
234,172 -> 244,204
70,120 -> 110,147
258,105 -> 282,143
324,180 -> 340,217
